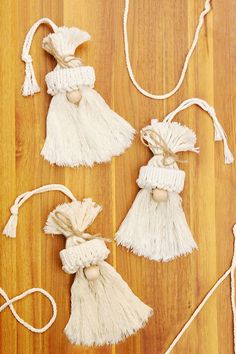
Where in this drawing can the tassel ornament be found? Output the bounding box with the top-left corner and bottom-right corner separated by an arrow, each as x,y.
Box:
3,184 -> 152,345
45,199 -> 153,346
22,19 -> 135,167
116,98 -> 234,261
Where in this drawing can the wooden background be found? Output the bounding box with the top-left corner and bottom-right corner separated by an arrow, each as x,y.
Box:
0,0 -> 235,353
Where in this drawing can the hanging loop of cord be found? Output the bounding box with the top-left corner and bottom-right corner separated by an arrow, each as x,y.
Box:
9,184 -> 77,210
21,18 -> 58,96
0,287 -> 57,333
2,184 -> 78,238
123,0 -> 212,99
163,98 -> 234,164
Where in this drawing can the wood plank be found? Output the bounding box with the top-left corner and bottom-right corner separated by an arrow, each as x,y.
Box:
0,0 -> 17,353
0,1 -> 235,353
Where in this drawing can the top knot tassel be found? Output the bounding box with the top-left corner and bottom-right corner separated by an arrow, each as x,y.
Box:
21,18 -> 58,96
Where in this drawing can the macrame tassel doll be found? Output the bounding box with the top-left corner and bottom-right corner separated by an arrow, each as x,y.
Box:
3,184 -> 152,345
21,18 -> 135,167
116,98 -> 234,261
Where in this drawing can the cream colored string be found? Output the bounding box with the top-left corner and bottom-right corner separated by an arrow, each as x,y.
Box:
163,98 -> 234,164
123,0 -> 211,99
165,225 -> 236,354
3,184 -> 77,238
21,18 -> 59,96
0,287 -> 57,333
141,129 -> 187,166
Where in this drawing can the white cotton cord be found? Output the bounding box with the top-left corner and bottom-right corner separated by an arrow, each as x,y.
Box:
123,0 -> 211,100
2,184 -> 77,238
163,98 -> 234,164
0,287 -> 57,333
165,224 -> 236,354
21,18 -> 58,96
163,98 -> 224,141
231,224 -> 236,353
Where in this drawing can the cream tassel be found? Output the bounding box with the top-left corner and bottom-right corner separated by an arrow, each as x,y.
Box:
2,205 -> 19,238
116,121 -> 198,261
40,88 -> 135,167
65,262 -> 152,345
116,187 -> 197,261
22,19 -> 135,167
116,98 -> 234,261
21,54 -> 41,96
45,199 -> 153,345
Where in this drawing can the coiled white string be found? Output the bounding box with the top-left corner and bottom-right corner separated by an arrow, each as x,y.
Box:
123,0 -> 212,99
0,287 -> 57,333
165,225 -> 236,354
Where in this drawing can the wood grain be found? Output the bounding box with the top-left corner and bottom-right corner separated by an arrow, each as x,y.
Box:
0,1 -> 235,353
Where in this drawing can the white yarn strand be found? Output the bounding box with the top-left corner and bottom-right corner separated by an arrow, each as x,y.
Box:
21,18 -> 58,96
165,225 -> 236,354
0,287 -> 57,333
3,184 -> 77,238
123,0 -> 211,99
163,98 -> 234,164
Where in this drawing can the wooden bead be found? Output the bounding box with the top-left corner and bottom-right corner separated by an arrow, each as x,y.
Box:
84,265 -> 100,281
152,188 -> 168,202
66,90 -> 82,105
